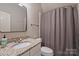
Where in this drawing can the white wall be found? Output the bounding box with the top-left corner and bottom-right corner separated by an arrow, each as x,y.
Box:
23,3 -> 42,38
0,3 -> 42,39
1,3 -> 77,39
0,11 -> 10,32
0,3 -> 27,32
41,3 -> 77,12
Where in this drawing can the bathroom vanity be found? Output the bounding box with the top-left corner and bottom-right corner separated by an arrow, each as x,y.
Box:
0,38 -> 41,56
20,43 -> 41,56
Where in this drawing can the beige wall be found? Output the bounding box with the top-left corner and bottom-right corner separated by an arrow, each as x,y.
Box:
41,3 -> 76,12
0,3 -> 42,39
0,3 -> 77,39
23,3 -> 42,38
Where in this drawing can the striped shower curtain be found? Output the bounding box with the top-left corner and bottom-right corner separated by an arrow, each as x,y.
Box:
40,6 -> 78,56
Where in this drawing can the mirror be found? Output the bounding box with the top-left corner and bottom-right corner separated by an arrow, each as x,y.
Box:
0,3 -> 27,32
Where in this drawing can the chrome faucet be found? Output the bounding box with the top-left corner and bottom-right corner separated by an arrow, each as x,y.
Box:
15,38 -> 22,43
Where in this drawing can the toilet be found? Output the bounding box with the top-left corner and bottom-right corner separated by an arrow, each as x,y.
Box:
41,46 -> 54,56
36,38 -> 53,56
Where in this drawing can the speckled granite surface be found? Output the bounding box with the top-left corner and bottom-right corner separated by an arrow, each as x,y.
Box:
0,38 -> 41,56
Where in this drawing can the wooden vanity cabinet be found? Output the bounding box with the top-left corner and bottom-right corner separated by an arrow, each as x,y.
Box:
21,43 -> 41,56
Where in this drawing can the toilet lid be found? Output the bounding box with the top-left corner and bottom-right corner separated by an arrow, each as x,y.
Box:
41,47 -> 53,53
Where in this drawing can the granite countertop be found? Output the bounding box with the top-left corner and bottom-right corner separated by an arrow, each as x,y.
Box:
0,38 -> 41,56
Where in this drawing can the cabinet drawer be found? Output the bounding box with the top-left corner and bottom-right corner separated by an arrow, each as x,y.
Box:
29,43 -> 41,56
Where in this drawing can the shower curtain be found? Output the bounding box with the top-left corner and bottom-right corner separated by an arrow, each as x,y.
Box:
40,6 -> 78,56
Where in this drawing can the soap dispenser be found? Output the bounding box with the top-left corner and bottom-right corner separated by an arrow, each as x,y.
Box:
1,34 -> 8,48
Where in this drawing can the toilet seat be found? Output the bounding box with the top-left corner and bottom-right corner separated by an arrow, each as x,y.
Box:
41,47 -> 53,53
41,46 -> 53,56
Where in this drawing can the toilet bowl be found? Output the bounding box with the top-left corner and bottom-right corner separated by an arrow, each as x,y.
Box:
41,46 -> 54,56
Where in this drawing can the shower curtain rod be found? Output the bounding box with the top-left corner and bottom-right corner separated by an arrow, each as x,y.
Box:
42,4 -> 77,13
62,4 -> 77,8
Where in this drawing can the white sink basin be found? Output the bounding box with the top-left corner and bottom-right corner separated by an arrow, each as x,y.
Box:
12,42 -> 31,49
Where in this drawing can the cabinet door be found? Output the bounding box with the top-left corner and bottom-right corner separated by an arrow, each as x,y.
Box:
29,43 -> 41,56
21,51 -> 29,56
